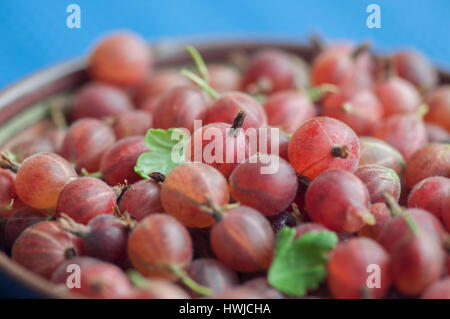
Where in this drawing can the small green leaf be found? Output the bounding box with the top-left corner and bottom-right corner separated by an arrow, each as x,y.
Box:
268,228 -> 338,297
134,128 -> 189,178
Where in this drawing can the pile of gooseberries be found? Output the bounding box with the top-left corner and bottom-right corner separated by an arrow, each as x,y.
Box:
0,31 -> 449,300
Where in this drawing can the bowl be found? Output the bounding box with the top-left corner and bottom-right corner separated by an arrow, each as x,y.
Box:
0,38 -> 449,298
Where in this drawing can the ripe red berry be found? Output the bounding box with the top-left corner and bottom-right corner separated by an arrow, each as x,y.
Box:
185,112 -> 248,178
14,153 -> 77,210
128,214 -> 192,280
425,85 -> 450,131
4,206 -> 46,250
11,221 -> 84,279
375,77 -> 421,117
134,70 -> 192,107
112,110 -> 152,139
378,204 -> 445,295
327,238 -> 391,299
100,136 -> 148,186
0,168 -> 23,218
305,169 -> 372,233
89,32 -> 152,86
205,92 -> 267,130
59,214 -> 132,266
71,83 -> 133,121
264,90 -> 316,134
311,44 -> 373,95
355,164 -> 401,203
421,278 -> 450,299
187,258 -> 239,297
392,51 -> 438,91
288,117 -> 360,180
379,203 -> 445,248
56,177 -> 116,225
242,49 -> 300,94
118,179 -> 163,221
404,143 -> 450,188
152,86 -> 212,133
229,153 -> 298,216
357,203 -> 392,240
408,176 -> 450,225
9,137 -> 55,163
387,232 -> 444,296
210,205 -> 275,272
60,118 -> 116,173
373,111 -> 427,160
425,123 -> 450,143
208,64 -> 242,93
294,222 -> 328,239
52,257 -> 133,298
358,137 -> 405,178
160,163 -> 229,228
322,90 -> 382,135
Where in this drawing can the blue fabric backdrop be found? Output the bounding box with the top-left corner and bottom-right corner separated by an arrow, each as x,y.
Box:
0,0 -> 448,297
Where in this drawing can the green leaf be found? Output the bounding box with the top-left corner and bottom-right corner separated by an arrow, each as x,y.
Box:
268,228 -> 338,297
134,128 -> 189,178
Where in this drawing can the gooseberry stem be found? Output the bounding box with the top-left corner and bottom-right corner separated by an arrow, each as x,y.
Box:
127,269 -> 148,288
384,193 -> 420,235
330,145 -> 350,159
148,172 -> 166,183
181,68 -> 220,99
0,199 -> 14,212
361,209 -> 376,226
416,104 -> 429,118
297,175 -> 312,188
198,196 -> 226,222
186,45 -> 210,82
230,111 -> 246,134
0,152 -> 20,173
306,84 -> 339,102
80,168 -> 103,179
170,265 -> 212,296
58,213 -> 89,236
290,203 -> 304,225
384,193 -> 403,217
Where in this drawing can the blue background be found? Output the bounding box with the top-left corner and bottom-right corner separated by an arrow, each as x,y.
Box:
1,0 -> 449,90
0,0 -> 449,297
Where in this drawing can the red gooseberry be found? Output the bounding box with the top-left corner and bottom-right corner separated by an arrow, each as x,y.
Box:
355,164 -> 401,203
100,136 -> 149,186
52,257 -> 133,298
327,238 -> 391,299
288,117 -> 360,180
11,221 -> 84,279
229,153 -> 298,216
117,179 -> 163,221
89,32 -> 152,86
159,163 -> 230,228
404,143 -> 450,188
56,177 -> 116,225
71,83 -> 133,121
60,118 -> 116,173
305,169 -> 372,233
128,214 -> 192,280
